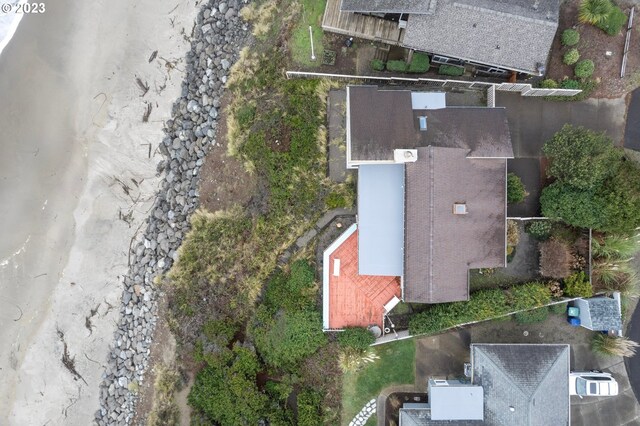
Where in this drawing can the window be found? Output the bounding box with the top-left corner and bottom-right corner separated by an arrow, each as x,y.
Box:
432,55 -> 465,66
589,383 -> 598,394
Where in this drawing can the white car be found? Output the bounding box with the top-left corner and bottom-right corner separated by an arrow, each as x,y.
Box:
569,371 -> 619,397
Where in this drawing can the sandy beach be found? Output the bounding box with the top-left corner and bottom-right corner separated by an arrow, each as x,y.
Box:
0,0 -> 197,424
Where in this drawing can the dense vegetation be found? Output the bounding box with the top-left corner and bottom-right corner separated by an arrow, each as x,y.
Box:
541,125 -> 640,233
507,173 -> 528,204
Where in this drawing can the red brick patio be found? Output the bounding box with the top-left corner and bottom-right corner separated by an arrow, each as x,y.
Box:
327,229 -> 401,329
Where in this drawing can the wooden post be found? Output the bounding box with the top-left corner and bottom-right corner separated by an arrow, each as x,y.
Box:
407,49 -> 414,64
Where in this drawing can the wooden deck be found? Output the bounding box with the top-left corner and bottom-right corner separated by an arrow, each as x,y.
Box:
322,0 -> 405,46
328,230 -> 402,329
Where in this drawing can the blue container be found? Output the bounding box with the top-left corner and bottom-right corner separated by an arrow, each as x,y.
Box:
568,317 -> 581,327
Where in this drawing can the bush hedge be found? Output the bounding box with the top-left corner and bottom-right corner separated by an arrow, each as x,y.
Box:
409,282 -> 552,335
549,302 -> 568,315
540,79 -> 558,88
408,53 -> 430,73
514,307 -> 549,324
564,271 -> 593,297
563,48 -> 580,65
561,79 -> 581,89
370,59 -> 385,71
438,64 -> 464,76
387,60 -> 408,72
525,220 -> 552,241
507,173 -> 528,204
597,5 -> 627,35
561,29 -> 580,46
337,327 -> 375,351
575,59 -> 595,78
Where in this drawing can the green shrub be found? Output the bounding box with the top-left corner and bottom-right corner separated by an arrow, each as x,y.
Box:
337,328 -> 375,351
251,308 -> 327,369
563,48 -> 580,65
549,302 -> 568,315
235,104 -> 256,130
564,271 -> 593,297
202,318 -> 238,349
386,60 -> 408,72
409,282 -> 552,335
507,173 -> 528,204
438,64 -> 465,76
540,79 -> 558,88
575,59 -> 595,78
264,261 -> 316,313
297,390 -> 324,426
597,5 -> 627,35
408,53 -> 430,73
525,220 -> 552,241
189,346 -> 267,425
370,59 -> 385,71
579,0 -> 613,25
561,79 -> 581,89
514,307 -> 549,324
561,29 -> 580,46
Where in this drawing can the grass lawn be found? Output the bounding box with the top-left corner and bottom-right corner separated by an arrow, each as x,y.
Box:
341,339 -> 416,425
290,0 -> 326,67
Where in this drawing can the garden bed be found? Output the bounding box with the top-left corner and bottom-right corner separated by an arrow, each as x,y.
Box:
546,0 -> 640,98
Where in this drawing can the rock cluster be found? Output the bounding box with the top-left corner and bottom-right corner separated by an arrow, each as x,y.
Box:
349,399 -> 377,426
95,1 -> 249,424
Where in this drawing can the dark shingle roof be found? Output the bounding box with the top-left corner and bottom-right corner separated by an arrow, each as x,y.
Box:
471,344 -> 570,426
587,297 -> 622,331
348,86 -> 513,162
403,147 -> 506,303
340,0 -> 437,14
403,0 -> 559,74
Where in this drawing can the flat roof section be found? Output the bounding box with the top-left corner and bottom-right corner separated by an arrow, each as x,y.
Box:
325,227 -> 401,329
411,92 -> 446,110
430,384 -> 484,421
358,164 -> 405,276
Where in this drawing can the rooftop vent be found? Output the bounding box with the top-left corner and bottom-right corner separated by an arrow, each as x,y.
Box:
394,149 -> 418,163
419,116 -> 427,131
453,203 -> 467,215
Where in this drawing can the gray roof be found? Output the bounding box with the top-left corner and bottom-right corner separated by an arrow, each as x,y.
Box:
586,297 -> 622,331
358,164 -> 405,276
471,344 -> 570,426
348,86 -> 513,163
403,0 -> 559,74
404,146 -> 507,303
429,382 -> 484,421
340,0 -> 437,14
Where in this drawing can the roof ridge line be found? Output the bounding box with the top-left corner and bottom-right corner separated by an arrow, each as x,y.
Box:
428,145 -> 435,300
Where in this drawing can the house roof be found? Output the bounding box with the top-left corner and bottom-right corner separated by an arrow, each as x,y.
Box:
358,164 -> 405,276
340,0 -> 437,14
402,0 -> 559,74
429,382 -> 484,421
586,297 -> 622,331
471,344 -> 570,426
403,146 -> 506,303
348,86 -> 513,163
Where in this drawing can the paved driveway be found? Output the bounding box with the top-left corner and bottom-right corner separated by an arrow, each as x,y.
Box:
625,89 -> 640,151
496,92 -> 627,158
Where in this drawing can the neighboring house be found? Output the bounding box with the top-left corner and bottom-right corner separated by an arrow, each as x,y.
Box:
322,85 -> 513,330
573,292 -> 623,335
322,0 -> 559,76
399,344 -> 571,425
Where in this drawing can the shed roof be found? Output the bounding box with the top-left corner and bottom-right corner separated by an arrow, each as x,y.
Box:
471,344 -> 570,426
358,164 -> 405,276
403,146 -> 506,303
402,0 -> 558,74
586,297 -> 622,331
429,383 -> 484,421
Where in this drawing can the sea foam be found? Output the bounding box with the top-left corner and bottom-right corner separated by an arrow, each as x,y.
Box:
0,0 -> 26,57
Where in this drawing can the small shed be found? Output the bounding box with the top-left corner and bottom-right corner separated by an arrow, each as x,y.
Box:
574,293 -> 622,333
428,379 -> 484,421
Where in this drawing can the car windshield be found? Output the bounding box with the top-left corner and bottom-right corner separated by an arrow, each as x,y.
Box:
576,377 -> 587,395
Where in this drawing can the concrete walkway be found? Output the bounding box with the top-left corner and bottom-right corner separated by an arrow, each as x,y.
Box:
496,92 -> 627,158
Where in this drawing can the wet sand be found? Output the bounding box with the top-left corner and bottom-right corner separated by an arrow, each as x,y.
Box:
0,0 -> 197,423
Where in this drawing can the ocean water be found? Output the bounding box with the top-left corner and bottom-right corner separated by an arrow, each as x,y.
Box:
0,0 -> 26,57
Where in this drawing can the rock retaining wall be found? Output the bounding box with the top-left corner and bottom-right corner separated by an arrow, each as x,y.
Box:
95,1 -> 250,424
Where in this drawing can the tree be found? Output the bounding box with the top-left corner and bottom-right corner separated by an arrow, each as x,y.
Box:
599,160 -> 640,233
507,173 -> 528,204
579,0 -> 612,25
543,125 -> 621,191
540,181 -> 607,229
251,307 -> 327,369
188,346 -> 267,425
